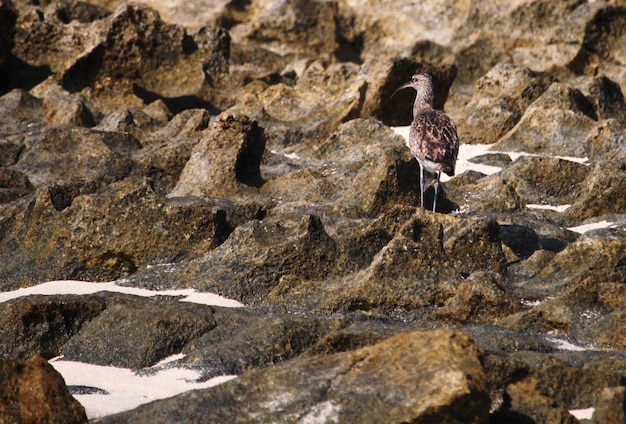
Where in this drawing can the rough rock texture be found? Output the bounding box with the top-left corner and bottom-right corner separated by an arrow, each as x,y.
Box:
62,294 -> 217,368
1,0 -> 626,422
0,356 -> 88,423
97,330 -> 490,424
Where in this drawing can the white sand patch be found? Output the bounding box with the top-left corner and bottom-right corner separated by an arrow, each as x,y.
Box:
49,356 -> 236,419
546,337 -> 593,352
567,220 -> 617,234
569,407 -> 595,420
391,128 -> 589,183
392,128 -> 501,181
0,280 -> 244,308
526,204 -> 571,213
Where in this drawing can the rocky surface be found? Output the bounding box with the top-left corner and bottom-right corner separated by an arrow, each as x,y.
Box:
1,0 -> 626,422
0,356 -> 88,423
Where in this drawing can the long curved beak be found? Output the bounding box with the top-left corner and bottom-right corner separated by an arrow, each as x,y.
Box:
390,81 -> 413,99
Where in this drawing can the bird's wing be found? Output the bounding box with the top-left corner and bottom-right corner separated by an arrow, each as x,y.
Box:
410,110 -> 459,175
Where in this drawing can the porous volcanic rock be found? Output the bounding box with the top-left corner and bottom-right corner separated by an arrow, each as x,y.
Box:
62,294 -> 216,368
2,0 -> 626,421
96,330 -> 491,424
0,294 -> 105,359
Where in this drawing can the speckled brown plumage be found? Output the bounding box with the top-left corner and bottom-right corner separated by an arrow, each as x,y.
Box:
392,73 -> 459,212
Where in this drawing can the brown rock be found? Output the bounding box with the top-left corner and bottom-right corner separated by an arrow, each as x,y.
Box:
456,63 -> 557,145
565,152 -> 626,221
0,356 -> 87,424
13,126 -> 139,188
492,82 -> 599,157
0,167 -> 33,203
97,330 -> 490,424
229,0 -> 341,60
0,177 -> 232,286
592,386 -> 626,424
500,156 -> 591,206
494,377 -> 579,424
431,271 -> 522,325
168,113 -> 266,199
184,213 -> 337,305
446,175 -> 526,214
361,58 -> 457,126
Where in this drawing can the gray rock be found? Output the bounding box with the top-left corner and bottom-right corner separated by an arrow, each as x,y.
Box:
62,294 -> 216,368
0,294 -> 105,359
181,307 -> 347,379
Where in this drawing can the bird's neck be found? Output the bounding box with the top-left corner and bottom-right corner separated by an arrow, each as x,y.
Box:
413,90 -> 434,116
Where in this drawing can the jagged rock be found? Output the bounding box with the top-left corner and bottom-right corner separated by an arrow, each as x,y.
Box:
496,214 -> 577,261
0,356 -> 88,424
492,82 -> 599,157
455,63 -> 557,145
13,126 -> 139,187
228,0 -> 341,60
499,156 -> 591,207
135,108 -> 209,195
360,58 -> 457,126
572,74 -> 626,121
499,228 -> 626,348
62,294 -> 216,368
574,4 -> 626,93
96,330 -> 490,424
260,119 -> 427,216
446,174 -> 526,214
181,308 -> 347,380
0,142 -> 22,167
10,2 -> 230,114
565,152 -> 626,221
430,271 -> 522,325
0,167 -> 33,203
0,89 -> 46,136
0,177 -> 232,287
168,113 -> 266,199
227,60 -> 368,147
0,294 -> 105,359
1,0 -> 626,421
493,377 -> 579,424
182,213 -> 337,305
266,209 -> 507,318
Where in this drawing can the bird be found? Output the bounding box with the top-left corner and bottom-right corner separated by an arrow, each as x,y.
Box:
392,73 -> 459,213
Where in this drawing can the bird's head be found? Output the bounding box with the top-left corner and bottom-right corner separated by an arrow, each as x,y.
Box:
391,73 -> 434,105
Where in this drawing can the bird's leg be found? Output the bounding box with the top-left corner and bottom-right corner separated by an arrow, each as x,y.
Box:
433,171 -> 440,212
419,163 -> 425,209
